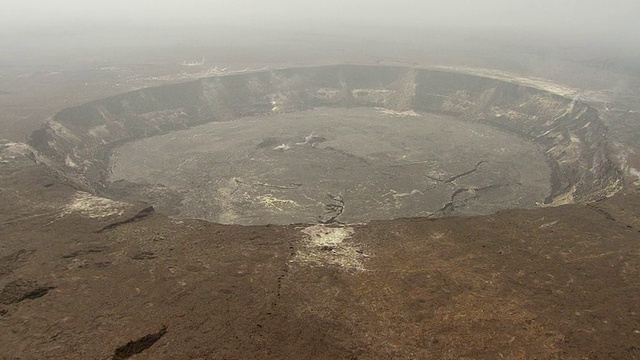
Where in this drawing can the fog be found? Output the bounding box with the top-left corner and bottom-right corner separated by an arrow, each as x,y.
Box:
3,0 -> 639,42
1,0 -> 640,71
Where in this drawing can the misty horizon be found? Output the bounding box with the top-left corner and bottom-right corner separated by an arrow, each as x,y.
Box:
2,0 -> 639,48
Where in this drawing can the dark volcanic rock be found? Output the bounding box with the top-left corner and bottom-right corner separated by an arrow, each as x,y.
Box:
0,280 -> 54,305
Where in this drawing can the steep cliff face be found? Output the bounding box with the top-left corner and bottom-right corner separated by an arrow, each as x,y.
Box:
411,70 -> 621,203
28,65 -> 621,204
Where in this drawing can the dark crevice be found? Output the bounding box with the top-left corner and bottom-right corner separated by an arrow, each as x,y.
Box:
229,178 -> 244,197
0,280 -> 55,305
587,204 -> 638,230
445,161 -> 485,183
272,243 -> 296,309
112,325 -> 168,360
431,183 -> 510,217
21,287 -> 54,301
319,193 -> 345,224
97,206 -> 155,233
587,205 -> 616,222
426,161 -> 485,184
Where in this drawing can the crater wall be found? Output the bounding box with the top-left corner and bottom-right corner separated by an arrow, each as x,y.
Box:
29,65 -> 621,206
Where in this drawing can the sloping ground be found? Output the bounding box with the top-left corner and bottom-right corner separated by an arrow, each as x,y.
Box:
1,141 -> 639,359
29,65 -> 620,205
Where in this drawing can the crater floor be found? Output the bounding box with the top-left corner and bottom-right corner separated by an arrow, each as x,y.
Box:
107,107 -> 550,224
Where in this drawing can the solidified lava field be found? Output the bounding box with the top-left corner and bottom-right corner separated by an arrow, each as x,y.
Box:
108,107 -> 550,224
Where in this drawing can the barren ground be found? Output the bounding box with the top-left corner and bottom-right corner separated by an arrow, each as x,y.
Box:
1,28 -> 640,359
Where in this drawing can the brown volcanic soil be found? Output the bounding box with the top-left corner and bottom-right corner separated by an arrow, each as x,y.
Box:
1,151 -> 639,359
2,31 -> 640,359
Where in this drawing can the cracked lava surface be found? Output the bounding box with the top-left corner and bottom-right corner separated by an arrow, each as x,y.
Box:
107,107 -> 550,224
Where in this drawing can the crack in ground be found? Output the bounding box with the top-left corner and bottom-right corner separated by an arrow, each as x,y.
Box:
587,204 -> 616,222
112,325 -> 167,360
431,183 -> 510,217
426,161 -> 486,183
229,178 -> 244,197
272,241 -> 297,309
0,280 -> 55,305
253,181 -> 303,190
318,194 -> 345,224
587,204 -> 639,231
96,206 -> 155,233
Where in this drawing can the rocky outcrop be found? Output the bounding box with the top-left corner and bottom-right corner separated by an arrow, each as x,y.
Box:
28,65 -> 621,204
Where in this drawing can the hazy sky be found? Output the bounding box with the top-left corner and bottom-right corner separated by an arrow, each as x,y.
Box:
3,0 -> 639,33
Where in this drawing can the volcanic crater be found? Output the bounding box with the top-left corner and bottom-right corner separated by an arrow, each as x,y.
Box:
29,65 -> 622,224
